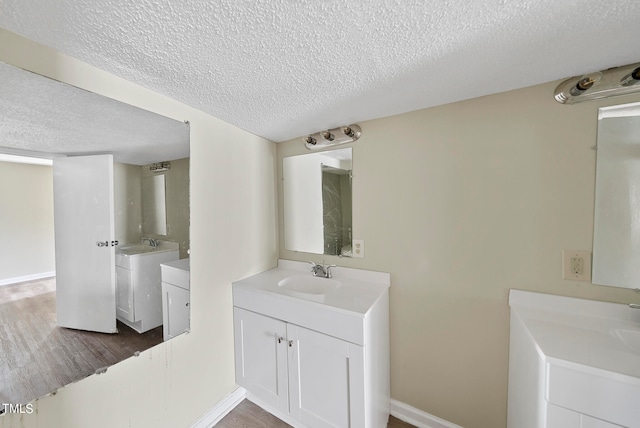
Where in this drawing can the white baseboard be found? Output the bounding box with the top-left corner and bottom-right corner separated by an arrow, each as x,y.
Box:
191,387 -> 246,428
390,399 -> 463,428
191,390 -> 461,428
0,271 -> 55,286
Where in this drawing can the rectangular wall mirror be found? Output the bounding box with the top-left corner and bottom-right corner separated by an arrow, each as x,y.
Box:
283,147 -> 353,256
142,174 -> 168,235
593,101 -> 640,289
0,60 -> 190,406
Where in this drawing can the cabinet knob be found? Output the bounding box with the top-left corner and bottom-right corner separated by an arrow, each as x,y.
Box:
288,340 -> 294,347
277,336 -> 284,344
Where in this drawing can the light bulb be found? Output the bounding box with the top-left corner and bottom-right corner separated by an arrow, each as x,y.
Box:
621,67 -> 640,87
570,72 -> 603,96
322,132 -> 334,141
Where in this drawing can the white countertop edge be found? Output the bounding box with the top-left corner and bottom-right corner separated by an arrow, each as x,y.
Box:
233,284 -> 370,319
161,258 -> 190,271
544,354 -> 640,386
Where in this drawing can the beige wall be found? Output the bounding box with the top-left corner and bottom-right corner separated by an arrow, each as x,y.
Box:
278,85 -> 640,427
0,28 -> 277,428
0,161 -> 55,283
114,162 -> 143,248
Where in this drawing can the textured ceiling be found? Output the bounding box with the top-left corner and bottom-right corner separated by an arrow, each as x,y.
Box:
0,62 -> 189,165
1,0 -> 640,142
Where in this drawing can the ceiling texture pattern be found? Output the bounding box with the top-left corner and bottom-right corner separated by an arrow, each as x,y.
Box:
0,62 -> 190,164
1,0 -> 639,142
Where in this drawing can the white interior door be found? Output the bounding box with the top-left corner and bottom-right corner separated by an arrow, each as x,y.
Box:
53,154 -> 117,333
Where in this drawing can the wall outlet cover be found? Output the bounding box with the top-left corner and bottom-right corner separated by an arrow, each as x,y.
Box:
562,250 -> 592,282
352,239 -> 365,258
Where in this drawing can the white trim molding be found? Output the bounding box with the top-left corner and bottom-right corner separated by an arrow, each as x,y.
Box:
191,387 -> 246,428
0,271 -> 55,286
390,399 -> 464,428
191,390 -> 463,428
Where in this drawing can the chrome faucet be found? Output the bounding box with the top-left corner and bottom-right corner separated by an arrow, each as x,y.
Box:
307,261 -> 337,278
142,238 -> 159,247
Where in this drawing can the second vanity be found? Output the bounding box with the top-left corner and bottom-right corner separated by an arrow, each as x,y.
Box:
232,259 -> 390,428
161,257 -> 190,341
508,290 -> 640,428
115,240 -> 179,333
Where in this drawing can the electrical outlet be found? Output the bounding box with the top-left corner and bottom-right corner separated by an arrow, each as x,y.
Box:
570,257 -> 584,275
352,239 -> 365,258
562,250 -> 591,282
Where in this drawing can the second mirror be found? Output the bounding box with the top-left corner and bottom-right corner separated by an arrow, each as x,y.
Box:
283,148 -> 353,256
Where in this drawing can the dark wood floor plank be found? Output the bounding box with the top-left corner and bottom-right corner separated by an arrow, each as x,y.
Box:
215,400 -> 416,428
0,278 -> 162,404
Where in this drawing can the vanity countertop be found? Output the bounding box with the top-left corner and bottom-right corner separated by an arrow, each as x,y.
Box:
116,240 -> 179,257
232,259 -> 390,317
161,257 -> 190,272
161,257 -> 190,290
509,290 -> 640,427
510,289 -> 640,380
233,259 -> 390,346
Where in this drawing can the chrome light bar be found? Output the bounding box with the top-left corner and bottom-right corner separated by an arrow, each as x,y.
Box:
554,62 -> 640,104
304,124 -> 362,150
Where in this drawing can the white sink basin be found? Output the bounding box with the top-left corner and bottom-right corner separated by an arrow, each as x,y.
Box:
278,275 -> 340,295
116,240 -> 180,256
117,245 -> 158,255
115,240 -> 181,269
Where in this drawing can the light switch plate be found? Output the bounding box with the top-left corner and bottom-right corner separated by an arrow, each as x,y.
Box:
352,239 -> 365,258
562,250 -> 591,282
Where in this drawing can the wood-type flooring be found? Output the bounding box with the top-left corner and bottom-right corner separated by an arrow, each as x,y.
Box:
0,278 -> 162,405
215,399 -> 416,428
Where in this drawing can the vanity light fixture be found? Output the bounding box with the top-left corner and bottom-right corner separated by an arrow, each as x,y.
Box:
304,124 -> 362,150
148,161 -> 171,172
554,62 -> 640,104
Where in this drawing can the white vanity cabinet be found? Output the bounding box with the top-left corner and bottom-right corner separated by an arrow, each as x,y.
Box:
234,308 -> 365,427
161,258 -> 190,341
232,259 -> 390,428
115,245 -> 179,333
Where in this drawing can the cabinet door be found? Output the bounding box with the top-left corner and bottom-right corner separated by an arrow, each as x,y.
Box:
234,308 -> 289,413
115,266 -> 134,322
163,283 -> 190,340
288,325 -> 365,428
